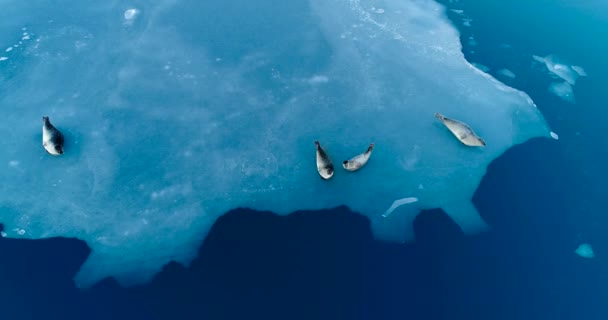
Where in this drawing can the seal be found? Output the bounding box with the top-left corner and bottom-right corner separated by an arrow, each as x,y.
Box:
342,143 -> 374,171
434,113 -> 486,147
42,116 -> 64,155
315,140 -> 334,180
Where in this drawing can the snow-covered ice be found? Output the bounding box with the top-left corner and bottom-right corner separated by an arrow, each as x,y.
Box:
0,0 -> 551,287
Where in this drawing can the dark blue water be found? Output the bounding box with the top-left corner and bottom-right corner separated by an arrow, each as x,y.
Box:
1,0 -> 606,319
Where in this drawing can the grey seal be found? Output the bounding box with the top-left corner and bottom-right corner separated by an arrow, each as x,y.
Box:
315,140 -> 334,180
343,143 -> 374,171
42,116 -> 64,155
435,113 -> 485,147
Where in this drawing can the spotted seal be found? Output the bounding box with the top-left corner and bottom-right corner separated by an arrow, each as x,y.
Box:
342,143 -> 374,171
42,116 -> 64,155
315,140 -> 334,180
435,113 -> 485,147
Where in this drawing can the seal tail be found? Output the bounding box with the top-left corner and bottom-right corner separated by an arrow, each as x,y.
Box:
366,143 -> 375,153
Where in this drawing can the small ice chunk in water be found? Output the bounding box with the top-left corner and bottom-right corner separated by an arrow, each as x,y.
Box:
382,197 -> 419,218
533,54 -> 585,85
549,132 -> 559,140
571,65 -> 587,77
450,9 -> 464,14
575,243 -> 594,259
375,8 -> 385,14
549,81 -> 575,103
0,57 -> 8,61
0,231 -> 6,237
471,62 -> 490,72
5,47 -> 13,52
124,8 -> 139,21
8,160 -> 19,167
497,68 -> 516,78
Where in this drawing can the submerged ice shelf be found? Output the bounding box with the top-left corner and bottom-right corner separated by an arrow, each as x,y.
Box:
533,54 -> 587,103
0,0 -> 551,287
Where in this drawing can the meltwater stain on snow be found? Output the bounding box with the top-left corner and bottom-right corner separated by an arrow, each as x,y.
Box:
0,0 -> 552,287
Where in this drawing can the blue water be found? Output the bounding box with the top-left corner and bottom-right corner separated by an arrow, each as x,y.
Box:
1,0 -> 607,319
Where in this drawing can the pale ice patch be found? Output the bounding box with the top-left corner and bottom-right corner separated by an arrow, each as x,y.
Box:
0,0 -> 551,287
382,197 -> 419,218
534,55 -> 586,103
533,54 -> 586,85
8,160 -> 19,167
497,68 -> 516,79
549,81 -> 575,103
468,36 -> 477,46
5,47 -> 13,52
308,75 -> 329,84
124,8 -> 140,23
471,62 -> 490,72
0,231 -> 6,237
0,57 -> 7,61
450,9 -> 464,14
575,243 -> 594,259
571,65 -> 587,77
